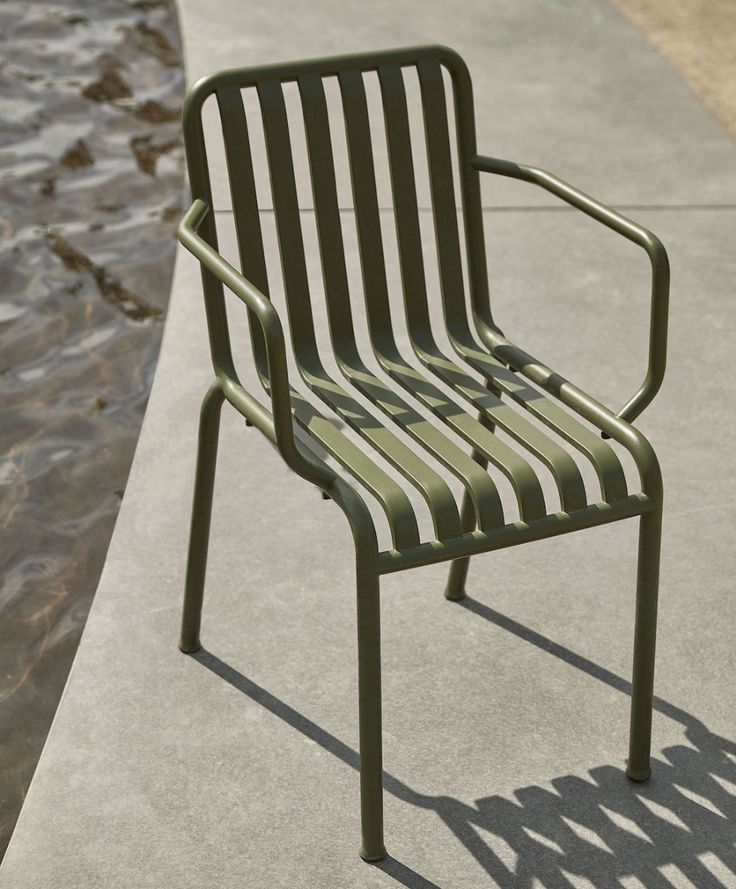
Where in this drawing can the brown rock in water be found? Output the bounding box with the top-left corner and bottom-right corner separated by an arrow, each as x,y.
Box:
131,22 -> 180,67
133,100 -> 180,123
82,68 -> 132,103
47,229 -> 163,322
161,204 -> 181,222
60,139 -> 94,169
130,134 -> 179,175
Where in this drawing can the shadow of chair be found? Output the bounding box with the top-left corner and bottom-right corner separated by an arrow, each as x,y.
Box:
193,596 -> 735,887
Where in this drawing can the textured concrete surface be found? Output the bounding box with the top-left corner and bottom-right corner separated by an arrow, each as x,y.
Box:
187,0 -> 736,212
2,1 -> 736,886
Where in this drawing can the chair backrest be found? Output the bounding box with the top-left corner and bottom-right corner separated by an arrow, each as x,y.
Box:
181,45 -> 491,379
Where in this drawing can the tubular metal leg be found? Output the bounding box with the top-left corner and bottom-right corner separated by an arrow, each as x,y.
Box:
444,449 -> 488,601
626,502 -> 663,781
445,383 -> 498,601
180,381 -> 225,654
356,549 -> 386,862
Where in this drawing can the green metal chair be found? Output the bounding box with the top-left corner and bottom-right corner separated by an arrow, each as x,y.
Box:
177,45 -> 669,862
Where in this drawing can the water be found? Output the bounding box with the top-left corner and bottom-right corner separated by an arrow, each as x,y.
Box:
0,0 -> 184,855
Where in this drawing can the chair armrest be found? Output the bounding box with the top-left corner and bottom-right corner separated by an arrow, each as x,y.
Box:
472,155 -> 670,425
178,199 -> 335,489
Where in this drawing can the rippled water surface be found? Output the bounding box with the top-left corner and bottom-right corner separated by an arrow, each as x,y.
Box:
0,0 -> 184,855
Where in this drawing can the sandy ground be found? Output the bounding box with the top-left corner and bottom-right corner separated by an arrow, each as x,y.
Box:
614,0 -> 736,139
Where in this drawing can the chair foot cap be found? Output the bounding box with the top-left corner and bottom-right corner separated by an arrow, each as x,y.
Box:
444,588 -> 466,601
360,847 -> 387,863
626,766 -> 650,782
179,640 -> 201,654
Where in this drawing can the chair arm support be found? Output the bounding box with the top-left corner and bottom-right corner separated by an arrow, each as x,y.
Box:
178,199 -> 335,489
471,155 -> 670,424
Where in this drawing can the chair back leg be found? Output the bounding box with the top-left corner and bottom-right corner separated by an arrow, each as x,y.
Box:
445,385 -> 498,600
444,459 -> 485,600
180,381 -> 225,653
627,502 -> 663,781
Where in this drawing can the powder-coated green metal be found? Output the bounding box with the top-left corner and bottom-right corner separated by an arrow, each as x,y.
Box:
177,45 -> 668,863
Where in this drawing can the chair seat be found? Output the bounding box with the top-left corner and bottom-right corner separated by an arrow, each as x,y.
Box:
286,329 -> 634,553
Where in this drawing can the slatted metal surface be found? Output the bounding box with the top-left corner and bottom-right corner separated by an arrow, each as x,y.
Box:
178,49 -> 666,864
203,47 -> 632,550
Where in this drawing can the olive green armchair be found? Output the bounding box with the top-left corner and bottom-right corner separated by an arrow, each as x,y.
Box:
177,45 -> 669,862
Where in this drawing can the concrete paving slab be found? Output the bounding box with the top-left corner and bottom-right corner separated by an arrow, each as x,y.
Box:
182,0 -> 736,211
3,2 -> 736,886
3,204 -> 735,887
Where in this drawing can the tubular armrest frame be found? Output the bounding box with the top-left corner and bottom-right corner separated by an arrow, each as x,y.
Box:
178,199 -> 335,490
471,155 -> 670,429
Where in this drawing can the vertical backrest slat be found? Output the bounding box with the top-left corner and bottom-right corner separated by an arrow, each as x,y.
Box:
210,49 -> 487,363
377,64 -> 431,334
337,69 -> 394,344
297,74 -> 356,347
447,56 -> 494,328
416,61 -> 468,334
186,48 -> 488,381
256,78 -> 317,351
181,82 -> 235,375
216,85 -> 270,372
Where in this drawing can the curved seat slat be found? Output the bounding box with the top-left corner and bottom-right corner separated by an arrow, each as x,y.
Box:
415,338 -> 590,513
289,388 -> 421,550
452,335 -> 630,504
340,65 -> 548,523
376,62 -> 587,514
298,72 -> 504,533
374,342 -> 548,522
257,75 -> 463,542
416,59 -> 628,507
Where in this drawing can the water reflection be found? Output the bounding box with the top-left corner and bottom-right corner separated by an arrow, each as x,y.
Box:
0,0 -> 184,856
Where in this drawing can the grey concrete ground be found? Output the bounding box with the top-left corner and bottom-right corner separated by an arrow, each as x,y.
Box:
3,1 -> 736,886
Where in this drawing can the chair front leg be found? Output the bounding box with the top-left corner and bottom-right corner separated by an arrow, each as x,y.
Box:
180,381 -> 225,654
356,547 -> 386,862
627,501 -> 663,781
